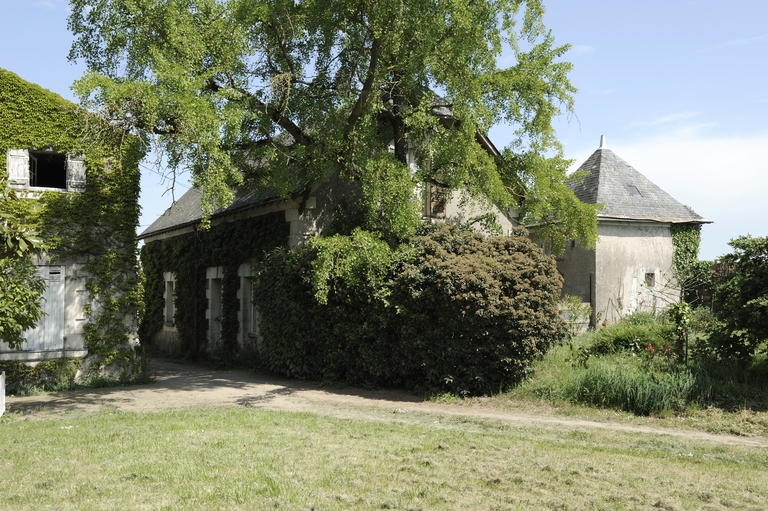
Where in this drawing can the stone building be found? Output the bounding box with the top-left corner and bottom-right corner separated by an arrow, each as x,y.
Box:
0,68 -> 143,366
557,136 -> 710,326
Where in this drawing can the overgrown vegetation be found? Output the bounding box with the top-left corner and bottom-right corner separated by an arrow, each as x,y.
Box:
139,213 -> 289,359
513,231 -> 767,416
1,356 -> 151,397
255,224 -> 565,396
516,306 -> 768,416
709,235 -> 768,361
0,182 -> 46,348
0,68 -> 145,384
68,0 -> 599,252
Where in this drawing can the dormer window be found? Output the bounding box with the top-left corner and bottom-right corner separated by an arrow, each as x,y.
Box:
628,185 -> 641,196
6,149 -> 86,193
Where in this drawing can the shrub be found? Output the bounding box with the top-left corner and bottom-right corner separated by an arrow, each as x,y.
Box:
711,235 -> 768,361
254,232 -> 398,386
255,224 -> 565,395
389,225 -> 565,395
587,319 -> 676,357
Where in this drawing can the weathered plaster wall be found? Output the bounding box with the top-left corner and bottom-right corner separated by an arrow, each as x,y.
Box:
285,173 -> 361,247
443,190 -> 518,234
595,221 -> 677,325
556,243 -> 596,306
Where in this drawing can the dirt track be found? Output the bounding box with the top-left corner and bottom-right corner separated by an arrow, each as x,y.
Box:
6,360 -> 768,448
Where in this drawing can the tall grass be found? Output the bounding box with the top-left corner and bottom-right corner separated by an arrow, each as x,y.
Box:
515,347 -> 713,415
562,357 -> 712,415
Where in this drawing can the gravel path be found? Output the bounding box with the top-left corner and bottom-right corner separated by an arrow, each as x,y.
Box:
7,360 -> 768,447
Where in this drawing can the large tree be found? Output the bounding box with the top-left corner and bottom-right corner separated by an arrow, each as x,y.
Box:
68,0 -> 597,249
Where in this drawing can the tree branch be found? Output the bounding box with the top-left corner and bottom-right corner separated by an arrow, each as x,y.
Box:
346,37 -> 380,136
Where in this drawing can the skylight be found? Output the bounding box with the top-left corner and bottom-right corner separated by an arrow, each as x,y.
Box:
628,185 -> 642,196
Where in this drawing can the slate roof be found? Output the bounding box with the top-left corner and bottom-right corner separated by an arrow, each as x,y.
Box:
569,139 -> 710,224
138,187 -> 288,240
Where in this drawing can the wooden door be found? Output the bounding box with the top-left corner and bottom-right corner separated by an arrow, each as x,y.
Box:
23,266 -> 66,351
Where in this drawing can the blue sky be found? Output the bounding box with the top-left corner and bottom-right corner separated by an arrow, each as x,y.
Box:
1,0 -> 766,260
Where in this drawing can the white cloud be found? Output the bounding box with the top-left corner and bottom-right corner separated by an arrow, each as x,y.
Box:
570,45 -> 595,55
720,34 -> 768,48
631,111 -> 700,126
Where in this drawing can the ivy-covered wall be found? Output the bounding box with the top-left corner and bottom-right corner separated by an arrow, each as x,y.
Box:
140,213 -> 288,359
0,68 -> 144,372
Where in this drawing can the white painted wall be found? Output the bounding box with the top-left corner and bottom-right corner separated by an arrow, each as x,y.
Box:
594,221 -> 678,325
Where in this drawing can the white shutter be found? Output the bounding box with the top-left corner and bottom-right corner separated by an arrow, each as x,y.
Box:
19,266 -> 66,352
6,149 -> 29,189
66,154 -> 86,192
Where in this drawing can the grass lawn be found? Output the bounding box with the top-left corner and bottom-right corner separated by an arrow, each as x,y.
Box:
2,405 -> 767,510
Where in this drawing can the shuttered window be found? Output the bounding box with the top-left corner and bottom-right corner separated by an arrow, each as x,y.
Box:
6,149 -> 85,192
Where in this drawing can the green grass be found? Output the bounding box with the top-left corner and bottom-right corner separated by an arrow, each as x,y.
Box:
2,406 -> 768,510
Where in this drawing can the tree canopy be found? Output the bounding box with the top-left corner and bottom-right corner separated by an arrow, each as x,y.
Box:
68,0 -> 597,249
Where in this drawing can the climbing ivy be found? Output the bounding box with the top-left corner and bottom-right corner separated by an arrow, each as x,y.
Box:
671,222 -> 711,304
0,68 -> 144,373
139,212 -> 288,360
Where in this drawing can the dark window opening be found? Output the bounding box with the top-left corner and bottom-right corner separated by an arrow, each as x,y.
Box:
628,185 -> 642,196
29,151 -> 67,189
644,272 -> 655,287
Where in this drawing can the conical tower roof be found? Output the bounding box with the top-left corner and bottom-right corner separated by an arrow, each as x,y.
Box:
569,136 -> 710,224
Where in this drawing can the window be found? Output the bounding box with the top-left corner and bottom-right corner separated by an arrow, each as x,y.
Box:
30,151 -> 67,188
6,149 -> 85,192
628,185 -> 642,196
644,271 -> 656,288
241,277 -> 260,337
423,183 -> 446,218
163,273 -> 176,327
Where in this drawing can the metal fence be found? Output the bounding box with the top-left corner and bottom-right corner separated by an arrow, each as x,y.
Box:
0,371 -> 5,417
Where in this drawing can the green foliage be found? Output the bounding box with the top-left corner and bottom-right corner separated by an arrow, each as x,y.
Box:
560,294 -> 591,339
522,333 -> 768,415
0,68 -> 144,367
389,225 -> 565,394
68,0 -> 597,251
671,223 -> 712,304
308,229 -> 394,305
255,224 -> 565,395
711,235 -> 768,361
668,301 -> 692,346
0,359 -> 80,396
0,258 -> 46,349
0,354 -> 152,396
571,314 -> 677,368
254,240 -> 398,384
0,179 -> 46,349
561,356 -> 711,416
139,213 -> 288,359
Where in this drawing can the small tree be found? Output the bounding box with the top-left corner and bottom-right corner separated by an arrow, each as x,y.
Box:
711,235 -> 768,361
0,182 -> 46,349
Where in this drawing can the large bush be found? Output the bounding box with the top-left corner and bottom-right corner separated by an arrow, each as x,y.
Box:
254,224 -> 565,396
389,225 -> 565,395
711,236 -> 768,360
